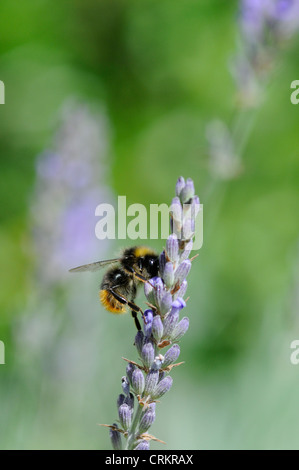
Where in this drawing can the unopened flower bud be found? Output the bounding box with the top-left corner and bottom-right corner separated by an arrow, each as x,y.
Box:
152,376 -> 173,400
163,262 -> 174,289
141,341 -> 155,369
163,344 -> 180,367
118,403 -> 132,431
174,260 -> 191,285
139,409 -> 156,434
134,440 -> 150,450
110,424 -> 122,450
175,176 -> 185,197
166,234 -> 179,262
121,376 -> 130,396
152,315 -> 163,343
143,309 -> 153,337
132,369 -> 145,395
171,317 -> 189,342
180,178 -> 194,204
144,370 -> 159,396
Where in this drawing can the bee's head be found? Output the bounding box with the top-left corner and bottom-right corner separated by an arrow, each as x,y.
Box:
138,254 -> 159,279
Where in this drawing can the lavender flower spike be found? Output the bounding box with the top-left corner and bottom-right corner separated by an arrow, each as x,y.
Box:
107,177 -> 200,450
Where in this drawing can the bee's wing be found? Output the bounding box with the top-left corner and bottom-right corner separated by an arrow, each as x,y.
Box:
69,258 -> 120,273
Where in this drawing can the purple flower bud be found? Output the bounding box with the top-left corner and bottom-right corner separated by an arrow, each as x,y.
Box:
162,298 -> 185,339
109,424 -> 122,450
143,309 -> 153,337
132,369 -> 145,395
163,344 -> 180,367
160,291 -> 172,315
135,330 -> 144,357
153,277 -> 164,307
163,308 -> 179,339
126,362 -> 136,386
170,197 -> 183,234
152,315 -> 164,343
166,234 -> 179,262
147,402 -> 156,413
141,340 -> 155,369
180,178 -> 194,203
159,251 -> 166,276
171,316 -> 189,342
138,409 -> 156,434
124,392 -> 134,411
121,376 -> 130,396
182,217 -> 194,240
174,260 -> 191,285
191,195 -> 200,218
173,279 -> 188,300
179,239 -> 193,262
175,176 -> 185,197
152,376 -> 173,400
118,403 -> 132,431
159,370 -> 165,382
172,297 -> 186,310
163,262 -> 174,289
144,281 -> 155,304
144,370 -> 159,396
117,393 -> 125,409
134,440 -> 150,450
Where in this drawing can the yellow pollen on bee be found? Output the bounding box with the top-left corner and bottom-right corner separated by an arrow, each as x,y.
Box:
134,246 -> 156,258
99,290 -> 126,314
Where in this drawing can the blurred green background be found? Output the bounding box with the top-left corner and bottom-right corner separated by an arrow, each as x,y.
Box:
1,0 -> 299,450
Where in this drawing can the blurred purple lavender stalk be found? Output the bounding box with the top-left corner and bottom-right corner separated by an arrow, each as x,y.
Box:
233,0 -> 299,107
207,1 -> 299,180
31,101 -> 114,286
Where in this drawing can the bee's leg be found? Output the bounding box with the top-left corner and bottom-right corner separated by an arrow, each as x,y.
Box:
131,310 -> 141,331
107,287 -> 143,331
125,267 -> 152,285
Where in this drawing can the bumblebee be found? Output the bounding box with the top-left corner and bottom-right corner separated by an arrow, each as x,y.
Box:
69,246 -> 159,330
